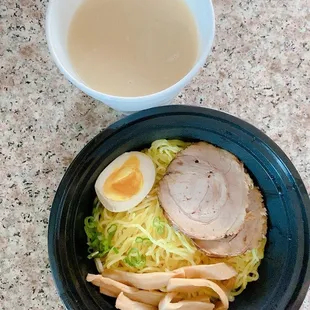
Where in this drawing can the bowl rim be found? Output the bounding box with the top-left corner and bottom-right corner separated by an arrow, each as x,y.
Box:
48,105 -> 310,310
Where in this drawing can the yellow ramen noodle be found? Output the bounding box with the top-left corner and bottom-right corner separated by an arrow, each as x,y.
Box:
85,139 -> 266,301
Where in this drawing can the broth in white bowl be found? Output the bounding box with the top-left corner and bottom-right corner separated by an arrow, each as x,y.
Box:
46,0 -> 215,112
68,0 -> 199,97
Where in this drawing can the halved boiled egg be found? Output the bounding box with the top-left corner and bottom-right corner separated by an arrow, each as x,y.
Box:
95,151 -> 156,212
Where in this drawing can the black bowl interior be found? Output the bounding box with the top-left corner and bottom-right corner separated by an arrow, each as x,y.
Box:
48,106 -> 310,310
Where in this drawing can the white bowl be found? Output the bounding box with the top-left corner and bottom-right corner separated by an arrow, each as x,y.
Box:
46,0 -> 215,113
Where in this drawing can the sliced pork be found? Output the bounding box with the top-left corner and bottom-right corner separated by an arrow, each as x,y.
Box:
159,142 -> 252,240
194,187 -> 267,257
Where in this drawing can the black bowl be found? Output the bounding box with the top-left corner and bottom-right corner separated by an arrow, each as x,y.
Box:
48,106 -> 310,310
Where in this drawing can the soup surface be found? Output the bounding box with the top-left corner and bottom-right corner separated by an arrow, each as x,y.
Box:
68,0 -> 199,97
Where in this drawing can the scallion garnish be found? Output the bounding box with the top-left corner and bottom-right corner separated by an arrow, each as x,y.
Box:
153,217 -> 165,234
84,200 -> 118,259
124,248 -> 146,268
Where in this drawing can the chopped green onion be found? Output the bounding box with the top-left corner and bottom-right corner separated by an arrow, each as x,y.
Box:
112,247 -> 119,254
135,237 -> 151,246
84,216 -> 96,229
107,224 -> 117,235
84,198 -> 117,259
153,217 -> 161,227
153,217 -> 165,235
157,226 -> 164,234
143,238 -> 152,246
124,248 -> 146,268
87,251 -> 99,259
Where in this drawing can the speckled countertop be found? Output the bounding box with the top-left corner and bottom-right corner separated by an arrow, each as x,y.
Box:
0,0 -> 309,309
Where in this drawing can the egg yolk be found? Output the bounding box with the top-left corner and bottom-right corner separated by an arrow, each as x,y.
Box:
103,155 -> 143,201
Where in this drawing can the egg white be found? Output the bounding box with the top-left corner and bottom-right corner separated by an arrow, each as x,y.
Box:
95,151 -> 156,212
